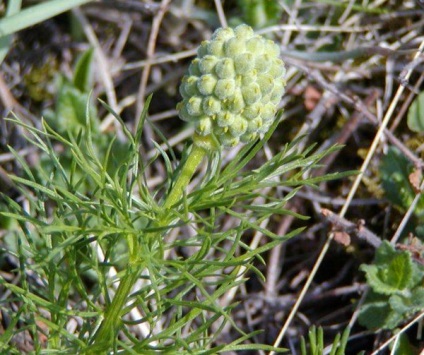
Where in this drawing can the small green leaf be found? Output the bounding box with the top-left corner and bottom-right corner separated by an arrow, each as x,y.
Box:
73,48 -> 94,93
410,260 -> 424,288
384,310 -> 407,330
407,91 -> 424,133
386,252 -> 413,290
374,240 -> 398,265
392,332 -> 417,355
361,264 -> 398,295
358,300 -> 391,329
0,202 -> 15,229
389,287 -> 424,315
359,241 -> 424,330
57,82 -> 91,130
380,147 -> 415,209
361,242 -> 413,294
379,147 -> 424,220
300,336 -> 307,355
335,327 -> 350,355
53,78 -> 98,136
358,299 -> 403,330
236,0 -> 282,28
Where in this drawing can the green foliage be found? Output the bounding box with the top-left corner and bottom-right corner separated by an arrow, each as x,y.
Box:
40,49 -> 129,193
0,201 -> 14,229
359,241 -> 424,330
300,326 -> 356,355
0,97 -> 346,352
407,91 -> 424,133
380,146 -> 424,222
72,47 -> 95,92
234,0 -> 283,29
392,332 -> 418,354
361,250 -> 413,295
46,48 -> 96,135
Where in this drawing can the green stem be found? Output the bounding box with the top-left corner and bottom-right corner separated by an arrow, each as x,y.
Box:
162,142 -> 207,210
87,267 -> 140,353
87,141 -> 208,352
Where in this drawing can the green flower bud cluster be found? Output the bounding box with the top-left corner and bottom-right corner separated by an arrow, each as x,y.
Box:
177,24 -> 286,148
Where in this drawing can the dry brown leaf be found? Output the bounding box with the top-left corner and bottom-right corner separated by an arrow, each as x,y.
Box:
409,168 -> 422,194
304,85 -> 322,111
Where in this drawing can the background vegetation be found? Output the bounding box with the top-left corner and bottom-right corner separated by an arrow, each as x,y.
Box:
0,0 -> 424,353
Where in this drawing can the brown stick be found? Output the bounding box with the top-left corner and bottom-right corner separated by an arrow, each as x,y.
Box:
321,208 -> 382,248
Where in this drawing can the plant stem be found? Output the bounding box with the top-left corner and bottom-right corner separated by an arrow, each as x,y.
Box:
87,266 -> 140,353
88,142 -> 208,352
162,143 -> 207,210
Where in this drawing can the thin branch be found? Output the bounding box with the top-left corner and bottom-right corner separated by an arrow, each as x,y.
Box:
321,208 -> 382,248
